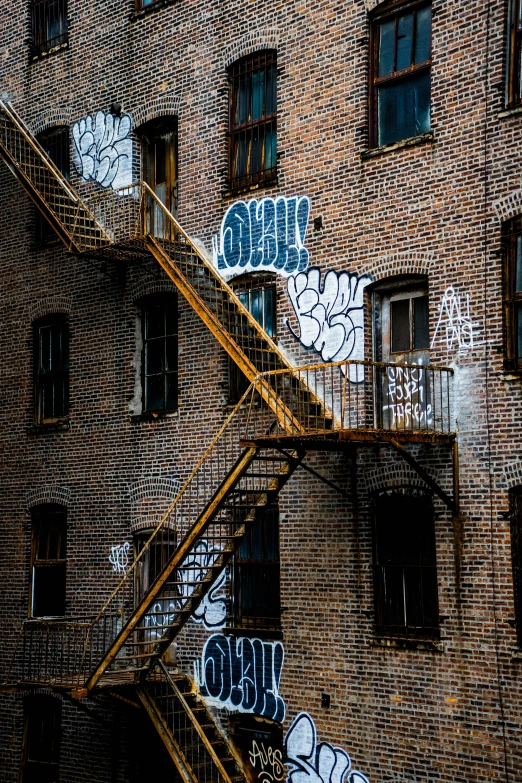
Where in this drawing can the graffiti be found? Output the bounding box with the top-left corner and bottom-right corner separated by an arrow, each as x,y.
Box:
284,713 -> 369,783
109,541 -> 130,574
286,268 -> 372,383
430,286 -> 477,353
212,196 -> 310,277
180,540 -> 227,629
382,365 -> 432,429
72,111 -> 132,190
195,634 -> 285,722
249,740 -> 285,783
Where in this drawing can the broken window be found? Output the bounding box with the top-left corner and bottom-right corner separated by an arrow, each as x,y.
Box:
31,0 -> 68,58
33,314 -> 69,424
35,126 -> 70,244
142,294 -> 178,413
510,490 -> 522,646
370,0 -> 432,147
20,694 -> 62,783
372,489 -> 439,639
228,50 -> 277,191
30,504 -> 67,618
503,217 -> 522,370
231,504 -> 280,631
229,273 -> 276,403
507,0 -> 522,107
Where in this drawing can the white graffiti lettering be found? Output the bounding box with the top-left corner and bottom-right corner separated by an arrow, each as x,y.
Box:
72,111 -> 133,190
284,713 -> 370,783
430,286 -> 477,354
212,196 -> 310,277
181,540 -> 227,629
382,365 -> 433,429
195,634 -> 285,722
249,740 -> 285,783
286,268 -> 372,383
109,541 -> 130,574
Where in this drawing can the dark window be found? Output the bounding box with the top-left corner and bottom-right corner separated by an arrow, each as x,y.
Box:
231,504 -> 280,631
229,274 -> 276,403
373,490 -> 439,638
390,294 -> 429,353
20,695 -> 62,783
507,0 -> 522,107
140,117 -> 178,239
510,491 -> 522,646
142,295 -> 178,413
31,0 -> 68,58
35,126 -> 70,244
370,1 -> 431,148
228,51 -> 277,191
30,505 -> 67,618
33,315 -> 69,424
503,217 -> 522,370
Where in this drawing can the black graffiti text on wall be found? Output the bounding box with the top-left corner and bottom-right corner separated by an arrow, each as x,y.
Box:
195,634 -> 285,722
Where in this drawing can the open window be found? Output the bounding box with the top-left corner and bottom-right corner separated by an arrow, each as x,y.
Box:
369,0 -> 432,148
372,489 -> 439,639
230,504 -> 280,632
33,314 -> 69,424
20,694 -> 62,783
229,273 -> 276,403
30,504 -> 67,618
31,0 -> 68,58
228,51 -> 277,191
139,117 -> 178,239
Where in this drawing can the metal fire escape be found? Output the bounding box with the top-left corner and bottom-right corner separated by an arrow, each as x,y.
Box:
0,99 -> 458,782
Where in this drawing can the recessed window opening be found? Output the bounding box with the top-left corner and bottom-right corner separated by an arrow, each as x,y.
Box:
33,314 -> 69,424
507,0 -> 522,107
370,1 -> 432,147
35,126 -> 70,244
141,294 -> 178,413
31,0 -> 68,57
30,504 -> 67,618
503,217 -> 522,369
20,694 -> 62,782
228,50 -> 277,190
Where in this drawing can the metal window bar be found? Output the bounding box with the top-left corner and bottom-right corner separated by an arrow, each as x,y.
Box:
31,0 -> 68,57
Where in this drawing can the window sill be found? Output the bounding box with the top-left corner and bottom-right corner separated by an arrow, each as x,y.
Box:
30,41 -> 68,62
223,175 -> 278,200
27,420 -> 70,435
361,132 -> 435,160
129,410 -> 179,423
370,635 -> 444,652
226,626 -> 283,640
497,105 -> 522,120
130,0 -> 178,21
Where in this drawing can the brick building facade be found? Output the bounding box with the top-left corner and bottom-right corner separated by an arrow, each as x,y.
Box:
0,0 -> 521,781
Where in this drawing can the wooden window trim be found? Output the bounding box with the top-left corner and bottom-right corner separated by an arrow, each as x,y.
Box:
369,0 -> 432,149
227,50 -> 277,193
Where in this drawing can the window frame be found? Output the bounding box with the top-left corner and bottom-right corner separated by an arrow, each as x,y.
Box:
369,0 -> 432,149
227,50 -> 277,192
510,490 -> 522,646
20,694 -> 62,783
29,504 -> 67,619
507,0 -> 522,107
230,504 -> 281,633
372,488 -> 439,640
141,293 -> 179,414
30,0 -> 68,59
503,216 -> 522,371
33,314 -> 69,425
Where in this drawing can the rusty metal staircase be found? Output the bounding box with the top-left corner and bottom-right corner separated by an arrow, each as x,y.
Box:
138,663 -> 247,783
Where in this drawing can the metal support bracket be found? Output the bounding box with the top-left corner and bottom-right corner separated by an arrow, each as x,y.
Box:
387,437 -> 459,514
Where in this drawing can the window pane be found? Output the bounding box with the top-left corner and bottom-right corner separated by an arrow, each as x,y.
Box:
32,564 -> 66,617
145,304 -> 164,339
165,336 -> 177,372
391,299 -> 410,352
234,136 -> 248,179
265,64 -> 277,114
155,136 -> 167,186
39,327 -> 52,372
251,126 -> 263,176
378,69 -> 430,146
236,74 -> 250,124
146,339 -> 164,375
378,19 -> 395,77
264,288 -> 276,337
251,69 -> 265,121
264,123 -> 277,172
414,6 -> 432,64
145,375 -> 164,411
413,296 -> 429,349
516,235 -> 522,292
396,12 -> 414,71
517,305 -> 522,362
